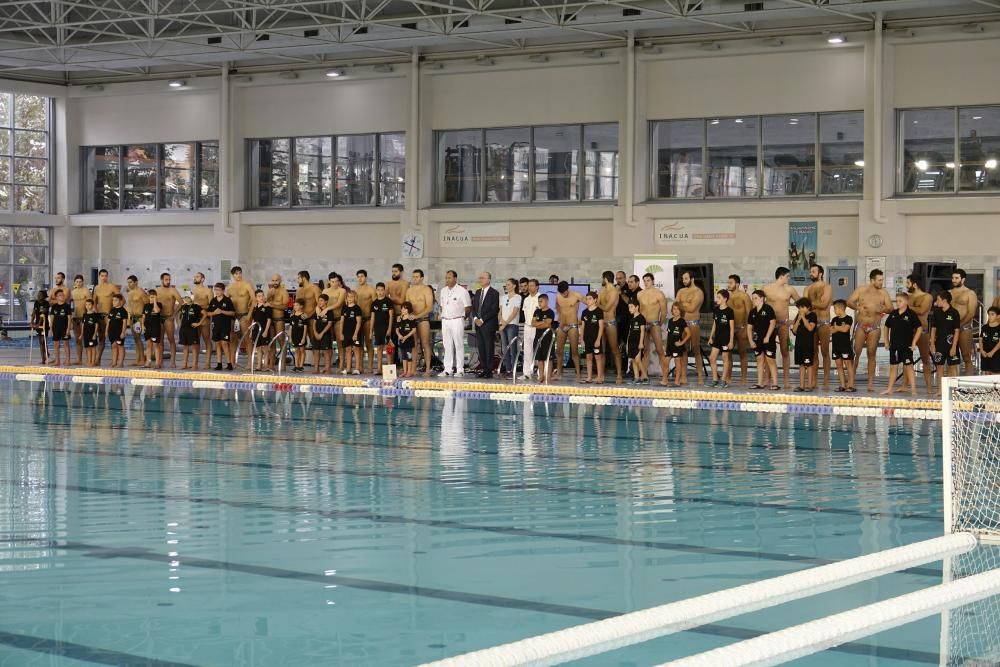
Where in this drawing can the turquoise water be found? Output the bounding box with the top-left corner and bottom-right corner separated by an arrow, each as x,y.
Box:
0,381 -> 995,666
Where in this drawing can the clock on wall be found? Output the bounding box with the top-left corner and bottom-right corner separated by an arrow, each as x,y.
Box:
868,234 -> 883,249
402,232 -> 424,258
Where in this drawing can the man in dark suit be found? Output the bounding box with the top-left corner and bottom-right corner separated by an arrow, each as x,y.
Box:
473,271 -> 500,378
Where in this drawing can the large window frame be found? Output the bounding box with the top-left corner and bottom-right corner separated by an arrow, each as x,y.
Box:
0,225 -> 51,323
247,132 -> 405,209
81,141 -> 219,212
0,93 -> 53,215
896,105 -> 1000,195
649,111 -> 864,201
434,123 -> 619,205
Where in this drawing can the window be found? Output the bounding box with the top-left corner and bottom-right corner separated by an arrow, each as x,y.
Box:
435,123 -> 618,204
81,141 -> 219,212
959,107 -> 1000,192
707,117 -> 759,198
762,114 -> 816,196
652,119 -> 703,199
439,130 -> 482,204
248,133 -> 404,208
820,112 -> 864,195
0,226 -> 50,322
650,112 -> 862,200
0,93 -> 50,213
485,127 -> 530,203
899,108 -> 954,194
584,123 -> 619,201
379,133 -> 405,206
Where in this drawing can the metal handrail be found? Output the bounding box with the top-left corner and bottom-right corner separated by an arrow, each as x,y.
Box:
234,321 -> 261,371
499,334 -> 522,385
270,329 -> 289,374
541,329 -> 557,383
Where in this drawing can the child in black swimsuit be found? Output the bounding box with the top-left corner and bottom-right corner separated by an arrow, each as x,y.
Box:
49,290 -> 73,366
250,289 -> 273,372
395,302 -> 416,378
288,299 -> 309,372
581,291 -> 604,384
143,289 -> 163,369
107,293 -> 129,368
81,299 -> 101,367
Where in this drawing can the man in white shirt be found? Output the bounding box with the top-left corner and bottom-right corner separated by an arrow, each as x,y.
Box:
521,278 -> 541,380
439,270 -> 471,376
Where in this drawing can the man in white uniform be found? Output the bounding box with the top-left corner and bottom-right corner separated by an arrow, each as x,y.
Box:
521,278 -> 541,380
439,269 -> 471,377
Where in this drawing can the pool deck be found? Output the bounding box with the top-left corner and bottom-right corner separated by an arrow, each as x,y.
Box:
0,362 -> 945,420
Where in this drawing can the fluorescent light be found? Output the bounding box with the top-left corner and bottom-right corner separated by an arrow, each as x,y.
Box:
710,119 -> 719,125
973,116 -> 983,120
325,69 -> 344,78
915,159 -> 928,171
986,158 -> 998,170
945,162 -> 955,169
827,33 -> 846,44
167,79 -> 185,88
854,160 -> 865,167
734,118 -> 744,124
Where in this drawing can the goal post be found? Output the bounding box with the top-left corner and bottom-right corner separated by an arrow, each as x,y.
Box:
942,375 -> 1000,543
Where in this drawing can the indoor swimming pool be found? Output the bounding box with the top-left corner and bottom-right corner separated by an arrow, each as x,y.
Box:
0,381 -> 996,666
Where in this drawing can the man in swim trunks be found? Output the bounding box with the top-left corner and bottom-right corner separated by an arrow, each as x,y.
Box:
905,275 -> 934,394
597,270 -> 623,384
930,290 -> 962,395
762,267 -> 801,390
49,272 -> 69,304
675,270 -> 705,385
637,272 -> 670,382
126,275 -> 148,366
847,269 -> 893,392
70,274 -> 90,366
355,269 -> 377,373
950,268 -> 979,376
92,269 -> 116,365
726,274 -> 752,387
805,263 -> 834,390
157,272 -> 184,368
227,266 -> 256,364
405,269 -> 435,376
387,263 -> 409,318
192,272 -> 214,361
321,273 -> 346,369
553,281 -> 582,381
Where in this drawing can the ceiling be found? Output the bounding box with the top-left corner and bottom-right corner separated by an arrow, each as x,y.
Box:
0,0 -> 997,84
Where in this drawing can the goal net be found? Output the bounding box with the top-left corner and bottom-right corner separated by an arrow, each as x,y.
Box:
943,376 -> 1000,540
941,546 -> 1000,666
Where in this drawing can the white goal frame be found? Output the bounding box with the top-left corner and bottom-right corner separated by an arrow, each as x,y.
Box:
942,375 -> 1000,545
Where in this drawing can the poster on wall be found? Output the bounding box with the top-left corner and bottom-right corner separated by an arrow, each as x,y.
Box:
654,219 -> 737,247
633,254 -> 677,298
787,221 -> 818,286
439,223 -> 511,248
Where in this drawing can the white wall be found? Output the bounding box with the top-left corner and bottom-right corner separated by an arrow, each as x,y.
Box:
894,37 -> 1000,109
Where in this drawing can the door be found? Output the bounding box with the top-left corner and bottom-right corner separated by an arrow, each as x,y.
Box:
829,266 -> 856,303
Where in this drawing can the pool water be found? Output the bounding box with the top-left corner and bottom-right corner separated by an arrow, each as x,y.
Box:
0,381 -> 996,666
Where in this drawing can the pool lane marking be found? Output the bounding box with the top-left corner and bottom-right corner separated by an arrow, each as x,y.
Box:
0,630 -> 199,667
45,542 -> 942,665
0,479 -> 940,576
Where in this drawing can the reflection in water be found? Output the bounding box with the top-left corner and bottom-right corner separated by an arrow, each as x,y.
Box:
0,381 -> 956,666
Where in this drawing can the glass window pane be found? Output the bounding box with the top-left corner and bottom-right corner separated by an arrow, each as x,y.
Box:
0,228 -> 9,244
335,134 -> 375,206
378,133 -> 405,206
438,130 -> 481,203
12,265 -> 49,321
16,185 -> 46,213
253,139 -> 289,207
584,123 -> 618,201
85,146 -> 120,211
13,95 -> 46,131
820,112 -> 864,195
652,120 -> 704,198
959,107 -> 1000,192
0,94 -> 10,127
14,131 -> 46,158
14,158 -> 46,185
485,127 -> 530,203
124,144 -> 157,210
533,124 -> 580,201
14,244 -> 46,264
0,156 -> 8,183
762,114 -> 816,196
0,264 -> 11,322
14,227 -> 46,245
198,142 -> 219,209
707,117 -> 759,197
0,185 -> 8,211
160,142 -> 194,209
900,108 -> 954,193
0,129 -> 9,155
293,136 -> 332,207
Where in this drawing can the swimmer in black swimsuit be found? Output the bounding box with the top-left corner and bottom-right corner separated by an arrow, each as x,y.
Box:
143,289 -> 163,369
106,293 -> 129,369
49,290 -> 73,366
581,291 -> 604,384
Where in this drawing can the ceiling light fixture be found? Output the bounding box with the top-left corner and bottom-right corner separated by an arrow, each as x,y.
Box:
325,69 -> 345,78
699,41 -> 721,51
961,23 -> 984,34
973,116 -> 983,120
528,54 -> 550,62
710,119 -> 719,125
986,158 -> 998,170
734,118 -> 744,124
278,71 -> 299,80
373,64 -> 394,73
762,37 -> 783,47
423,62 -> 444,70
945,162 -> 956,169
827,33 -> 846,44
474,56 -> 495,66
582,49 -> 604,59
168,79 -> 186,88
915,159 -> 929,171
854,160 -> 865,167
